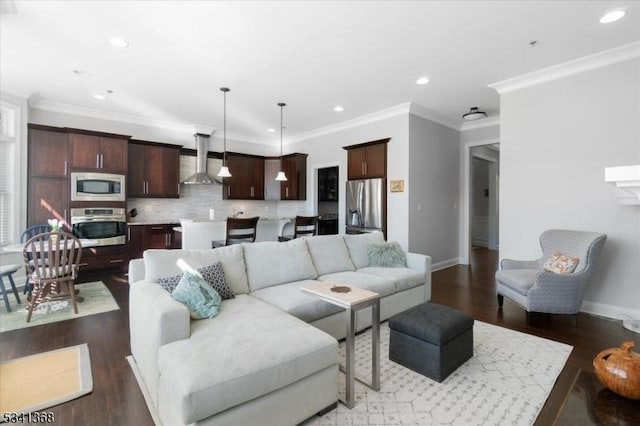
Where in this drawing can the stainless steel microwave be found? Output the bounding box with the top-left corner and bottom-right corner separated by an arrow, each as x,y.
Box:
70,172 -> 126,202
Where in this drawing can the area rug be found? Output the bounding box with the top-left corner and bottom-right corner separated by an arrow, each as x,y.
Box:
0,343 -> 93,416
0,281 -> 119,333
304,321 -> 573,426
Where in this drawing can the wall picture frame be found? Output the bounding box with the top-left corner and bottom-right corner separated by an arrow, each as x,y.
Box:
390,179 -> 404,193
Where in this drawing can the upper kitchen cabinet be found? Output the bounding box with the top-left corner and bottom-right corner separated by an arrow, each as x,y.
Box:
28,125 -> 70,228
344,138 -> 389,180
280,153 -> 307,200
223,153 -> 265,200
128,140 -> 181,198
68,131 -> 128,173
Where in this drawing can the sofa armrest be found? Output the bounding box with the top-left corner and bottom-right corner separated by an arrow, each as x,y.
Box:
128,258 -> 145,284
527,270 -> 587,313
406,252 -> 432,301
129,280 -> 190,407
500,258 -> 541,270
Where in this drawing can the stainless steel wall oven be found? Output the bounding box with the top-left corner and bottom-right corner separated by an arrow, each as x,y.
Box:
71,207 -> 126,246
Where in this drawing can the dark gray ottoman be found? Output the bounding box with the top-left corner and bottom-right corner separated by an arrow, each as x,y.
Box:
388,302 -> 474,382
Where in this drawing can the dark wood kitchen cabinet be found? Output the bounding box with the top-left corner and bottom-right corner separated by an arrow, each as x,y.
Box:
78,245 -> 128,272
68,132 -> 128,173
345,138 -> 389,180
280,153 -> 307,200
27,126 -> 70,229
223,153 -> 265,200
127,224 -> 180,260
128,141 -> 181,198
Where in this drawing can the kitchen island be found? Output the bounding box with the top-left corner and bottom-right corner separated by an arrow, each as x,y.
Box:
176,218 -> 293,249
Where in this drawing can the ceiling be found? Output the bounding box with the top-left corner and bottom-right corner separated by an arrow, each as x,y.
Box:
2,1 -> 639,145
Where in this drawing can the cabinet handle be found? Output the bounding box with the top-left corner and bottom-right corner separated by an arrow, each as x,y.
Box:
364,162 -> 368,175
109,259 -> 124,264
151,226 -> 163,230
362,162 -> 365,175
286,187 -> 289,198
100,154 -> 104,168
177,183 -> 180,196
251,187 -> 254,197
64,161 -> 68,176
96,154 -> 100,168
78,262 -> 89,267
128,228 -> 131,241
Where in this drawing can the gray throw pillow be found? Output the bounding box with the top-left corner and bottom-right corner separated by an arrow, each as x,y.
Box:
158,261 -> 235,299
367,241 -> 407,268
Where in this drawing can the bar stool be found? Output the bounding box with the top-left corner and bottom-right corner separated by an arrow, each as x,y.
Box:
0,264 -> 22,312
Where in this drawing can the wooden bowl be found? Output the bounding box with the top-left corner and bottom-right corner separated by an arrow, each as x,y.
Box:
593,341 -> 640,400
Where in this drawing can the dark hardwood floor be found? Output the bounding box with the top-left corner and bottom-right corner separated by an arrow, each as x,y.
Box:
0,248 -> 637,425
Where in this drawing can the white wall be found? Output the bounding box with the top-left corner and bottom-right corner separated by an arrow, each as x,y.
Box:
287,113 -> 410,248
500,58 -> 640,320
408,114 -> 460,269
28,107 -> 275,155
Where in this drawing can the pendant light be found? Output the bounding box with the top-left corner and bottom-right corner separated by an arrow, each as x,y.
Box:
217,87 -> 232,178
275,102 -> 288,182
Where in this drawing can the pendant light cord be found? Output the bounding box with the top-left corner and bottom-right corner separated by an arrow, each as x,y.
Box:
220,87 -> 230,166
278,102 -> 286,167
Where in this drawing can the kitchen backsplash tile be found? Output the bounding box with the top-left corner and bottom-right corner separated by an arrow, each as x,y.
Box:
127,184 -> 308,223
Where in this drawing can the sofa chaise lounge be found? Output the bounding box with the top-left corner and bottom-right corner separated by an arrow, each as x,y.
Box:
128,232 -> 432,425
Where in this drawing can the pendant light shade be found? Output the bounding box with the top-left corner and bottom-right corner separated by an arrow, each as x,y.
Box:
275,102 -> 288,182
462,106 -> 487,121
217,87 -> 232,178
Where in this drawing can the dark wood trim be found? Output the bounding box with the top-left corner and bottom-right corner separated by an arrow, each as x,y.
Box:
129,139 -> 182,150
27,123 -> 131,139
179,148 -> 223,159
27,123 -> 67,132
342,137 -> 391,151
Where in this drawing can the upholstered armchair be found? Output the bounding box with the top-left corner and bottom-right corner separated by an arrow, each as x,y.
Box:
496,230 -> 607,318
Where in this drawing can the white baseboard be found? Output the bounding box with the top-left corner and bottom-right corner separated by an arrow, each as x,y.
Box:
431,258 -> 460,272
581,300 -> 640,322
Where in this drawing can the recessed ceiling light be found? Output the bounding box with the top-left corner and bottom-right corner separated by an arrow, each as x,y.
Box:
267,128 -> 275,133
334,106 -> 344,112
73,69 -> 91,77
600,10 -> 626,23
93,94 -> 106,100
416,76 -> 430,85
109,37 -> 130,48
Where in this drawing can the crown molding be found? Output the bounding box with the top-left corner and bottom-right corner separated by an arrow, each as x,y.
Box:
287,102 -> 412,144
489,41 -> 640,94
29,99 -> 218,135
459,116 -> 500,131
408,103 -> 459,130
1,88 -> 30,100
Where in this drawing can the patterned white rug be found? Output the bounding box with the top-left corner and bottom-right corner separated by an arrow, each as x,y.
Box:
304,321 -> 572,426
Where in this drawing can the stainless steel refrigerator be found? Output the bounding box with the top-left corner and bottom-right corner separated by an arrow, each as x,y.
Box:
345,178 -> 385,234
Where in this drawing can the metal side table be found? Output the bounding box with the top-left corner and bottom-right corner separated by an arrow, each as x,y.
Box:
301,281 -> 380,408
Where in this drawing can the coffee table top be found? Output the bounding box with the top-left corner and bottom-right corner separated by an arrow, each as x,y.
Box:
301,281 -> 379,308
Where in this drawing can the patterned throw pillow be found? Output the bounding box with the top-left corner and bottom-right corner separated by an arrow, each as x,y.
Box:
171,272 -> 222,319
157,262 -> 235,299
367,241 -> 407,268
543,252 -> 580,274
198,262 -> 236,300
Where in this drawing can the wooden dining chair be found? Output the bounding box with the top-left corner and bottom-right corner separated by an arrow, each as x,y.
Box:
22,232 -> 82,322
20,224 -> 52,298
279,215 -> 319,241
213,217 -> 260,247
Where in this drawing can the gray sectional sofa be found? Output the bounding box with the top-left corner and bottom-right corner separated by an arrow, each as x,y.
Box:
128,232 -> 432,426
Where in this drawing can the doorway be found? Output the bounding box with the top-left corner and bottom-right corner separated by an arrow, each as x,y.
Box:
461,139 -> 500,264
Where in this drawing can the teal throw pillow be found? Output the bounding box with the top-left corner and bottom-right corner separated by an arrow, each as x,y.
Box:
171,271 -> 222,319
367,241 -> 407,268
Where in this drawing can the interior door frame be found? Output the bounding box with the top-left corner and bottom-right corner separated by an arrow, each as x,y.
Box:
459,138 -> 500,264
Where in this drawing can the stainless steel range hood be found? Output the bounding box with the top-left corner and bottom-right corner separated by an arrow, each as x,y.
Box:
182,133 -> 219,185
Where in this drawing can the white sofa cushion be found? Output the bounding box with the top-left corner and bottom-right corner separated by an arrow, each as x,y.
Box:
144,245 -> 249,295
157,295 -> 337,424
304,235 -> 355,276
244,239 -> 317,291
318,271 -> 396,298
250,279 -> 343,322
343,232 -> 385,269
357,266 -> 426,292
